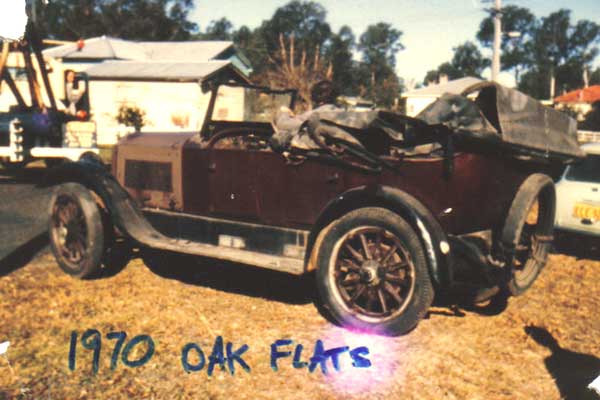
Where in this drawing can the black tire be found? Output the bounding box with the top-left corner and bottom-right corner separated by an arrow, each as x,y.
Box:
500,174 -> 555,296
44,158 -> 64,169
315,207 -> 434,336
0,159 -> 29,172
48,182 -> 106,279
79,151 -> 104,165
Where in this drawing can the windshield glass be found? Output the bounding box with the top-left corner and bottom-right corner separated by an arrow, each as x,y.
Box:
566,154 -> 600,183
211,86 -> 294,123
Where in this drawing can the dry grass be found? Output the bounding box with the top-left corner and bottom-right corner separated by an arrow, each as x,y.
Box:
0,250 -> 599,399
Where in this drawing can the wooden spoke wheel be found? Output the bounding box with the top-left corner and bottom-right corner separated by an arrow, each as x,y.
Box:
332,226 -> 416,320
48,183 -> 106,279
315,207 -> 434,336
52,195 -> 89,268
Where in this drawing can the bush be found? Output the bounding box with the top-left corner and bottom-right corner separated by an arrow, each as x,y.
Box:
581,101 -> 600,131
116,104 -> 146,132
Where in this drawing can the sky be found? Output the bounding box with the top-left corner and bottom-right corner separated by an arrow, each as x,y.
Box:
191,0 -> 600,84
0,1 -> 28,40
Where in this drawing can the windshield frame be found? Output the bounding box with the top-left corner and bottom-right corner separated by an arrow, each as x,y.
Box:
202,82 -> 297,137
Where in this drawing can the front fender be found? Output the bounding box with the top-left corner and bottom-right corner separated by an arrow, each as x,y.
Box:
43,158 -> 155,244
309,185 -> 453,288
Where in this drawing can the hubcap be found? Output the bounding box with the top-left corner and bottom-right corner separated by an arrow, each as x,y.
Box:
51,195 -> 88,269
360,260 -> 383,285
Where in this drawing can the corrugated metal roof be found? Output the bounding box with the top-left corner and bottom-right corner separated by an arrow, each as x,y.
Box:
43,36 -> 146,60
85,60 -> 231,81
43,36 -> 233,62
139,41 -> 233,62
555,85 -> 600,104
402,77 -> 483,98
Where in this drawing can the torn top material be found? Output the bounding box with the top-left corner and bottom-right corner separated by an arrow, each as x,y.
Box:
417,81 -> 584,159
271,81 -> 584,166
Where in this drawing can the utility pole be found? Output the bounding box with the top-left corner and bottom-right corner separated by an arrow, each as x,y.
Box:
491,0 -> 502,82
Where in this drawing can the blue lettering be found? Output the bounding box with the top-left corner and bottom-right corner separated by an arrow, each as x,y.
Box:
308,340 -> 328,374
207,336 -> 227,376
292,344 -> 308,369
350,346 -> 371,368
324,346 -> 350,371
181,343 -> 206,373
226,342 -> 250,375
270,339 -> 293,372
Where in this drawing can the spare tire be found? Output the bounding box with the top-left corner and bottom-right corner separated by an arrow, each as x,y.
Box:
499,174 -> 555,296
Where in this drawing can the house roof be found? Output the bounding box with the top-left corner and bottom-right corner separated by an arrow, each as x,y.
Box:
43,36 -> 234,63
138,41 -> 233,62
84,60 -> 233,81
402,77 -> 483,98
554,85 -> 600,104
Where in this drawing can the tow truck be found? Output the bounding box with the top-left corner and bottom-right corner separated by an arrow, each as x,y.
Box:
0,4 -> 98,169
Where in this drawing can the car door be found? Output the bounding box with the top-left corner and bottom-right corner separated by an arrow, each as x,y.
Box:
254,151 -> 345,227
207,138 -> 260,220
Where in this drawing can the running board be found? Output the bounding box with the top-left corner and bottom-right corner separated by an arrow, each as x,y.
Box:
138,233 -> 306,275
65,159 -> 307,275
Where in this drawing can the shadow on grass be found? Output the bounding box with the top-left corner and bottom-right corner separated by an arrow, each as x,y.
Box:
525,326 -> 600,400
553,231 -> 600,262
0,232 -> 49,277
140,249 -> 315,306
429,287 -> 509,319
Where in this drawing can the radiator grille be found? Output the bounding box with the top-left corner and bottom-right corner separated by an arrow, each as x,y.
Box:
124,160 -> 172,192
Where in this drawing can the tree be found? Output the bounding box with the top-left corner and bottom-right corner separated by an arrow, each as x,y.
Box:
358,23 -> 403,69
450,41 -> 489,78
263,34 -> 331,110
591,67 -> 600,85
233,26 -> 252,48
426,41 -> 489,83
477,5 -> 536,81
423,70 -> 438,85
325,26 -> 356,95
202,17 -> 233,40
520,9 -> 600,98
258,1 -> 331,69
43,0 -> 198,40
357,23 -> 404,106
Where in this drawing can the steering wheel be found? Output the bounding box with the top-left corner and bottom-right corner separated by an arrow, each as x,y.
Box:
205,127 -> 273,149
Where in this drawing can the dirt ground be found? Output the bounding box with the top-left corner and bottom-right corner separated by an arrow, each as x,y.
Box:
0,246 -> 599,399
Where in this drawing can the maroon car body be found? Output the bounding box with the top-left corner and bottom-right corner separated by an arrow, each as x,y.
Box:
47,81 -> 582,335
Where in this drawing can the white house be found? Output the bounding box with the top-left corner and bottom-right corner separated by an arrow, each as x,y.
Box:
0,37 -> 252,145
401,76 -> 482,117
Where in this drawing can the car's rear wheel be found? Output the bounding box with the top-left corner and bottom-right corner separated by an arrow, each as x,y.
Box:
48,183 -> 105,279
315,207 -> 434,335
500,174 -> 555,296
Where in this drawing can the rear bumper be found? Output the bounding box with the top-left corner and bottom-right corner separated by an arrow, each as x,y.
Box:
0,146 -> 99,162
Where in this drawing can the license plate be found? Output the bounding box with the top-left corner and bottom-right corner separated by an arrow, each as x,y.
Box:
573,203 -> 600,221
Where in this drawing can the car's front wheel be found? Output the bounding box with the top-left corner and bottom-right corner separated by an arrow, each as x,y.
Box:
315,207 -> 434,335
48,183 -> 106,279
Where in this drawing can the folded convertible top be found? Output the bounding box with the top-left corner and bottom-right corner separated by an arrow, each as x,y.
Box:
273,81 -> 584,163
416,81 -> 584,160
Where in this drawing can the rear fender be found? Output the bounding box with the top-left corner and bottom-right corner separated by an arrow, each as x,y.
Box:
307,185 -> 453,288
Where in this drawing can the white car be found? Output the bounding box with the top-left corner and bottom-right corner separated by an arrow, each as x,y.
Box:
555,143 -> 600,239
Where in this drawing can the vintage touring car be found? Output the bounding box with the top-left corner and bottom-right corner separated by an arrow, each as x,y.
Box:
45,81 -> 584,335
